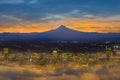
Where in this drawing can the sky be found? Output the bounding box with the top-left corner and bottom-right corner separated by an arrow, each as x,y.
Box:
0,0 -> 120,33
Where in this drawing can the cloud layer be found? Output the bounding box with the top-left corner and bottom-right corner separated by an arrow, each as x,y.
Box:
0,63 -> 120,80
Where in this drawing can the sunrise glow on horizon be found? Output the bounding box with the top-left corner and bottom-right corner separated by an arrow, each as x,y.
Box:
0,0 -> 120,33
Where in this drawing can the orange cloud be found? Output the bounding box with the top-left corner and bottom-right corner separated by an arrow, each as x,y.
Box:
0,18 -> 120,33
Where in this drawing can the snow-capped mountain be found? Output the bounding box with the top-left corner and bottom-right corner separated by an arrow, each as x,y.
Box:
0,25 -> 120,42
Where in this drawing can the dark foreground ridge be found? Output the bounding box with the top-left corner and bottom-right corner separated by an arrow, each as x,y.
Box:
0,25 -> 120,52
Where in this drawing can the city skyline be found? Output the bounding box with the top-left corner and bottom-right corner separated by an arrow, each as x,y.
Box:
0,0 -> 120,33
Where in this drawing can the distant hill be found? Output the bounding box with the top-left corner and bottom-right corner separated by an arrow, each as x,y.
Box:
0,25 -> 120,43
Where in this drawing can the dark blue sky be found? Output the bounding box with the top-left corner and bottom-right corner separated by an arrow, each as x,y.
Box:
0,0 -> 120,33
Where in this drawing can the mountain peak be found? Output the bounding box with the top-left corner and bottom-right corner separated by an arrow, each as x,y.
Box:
57,25 -> 69,30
